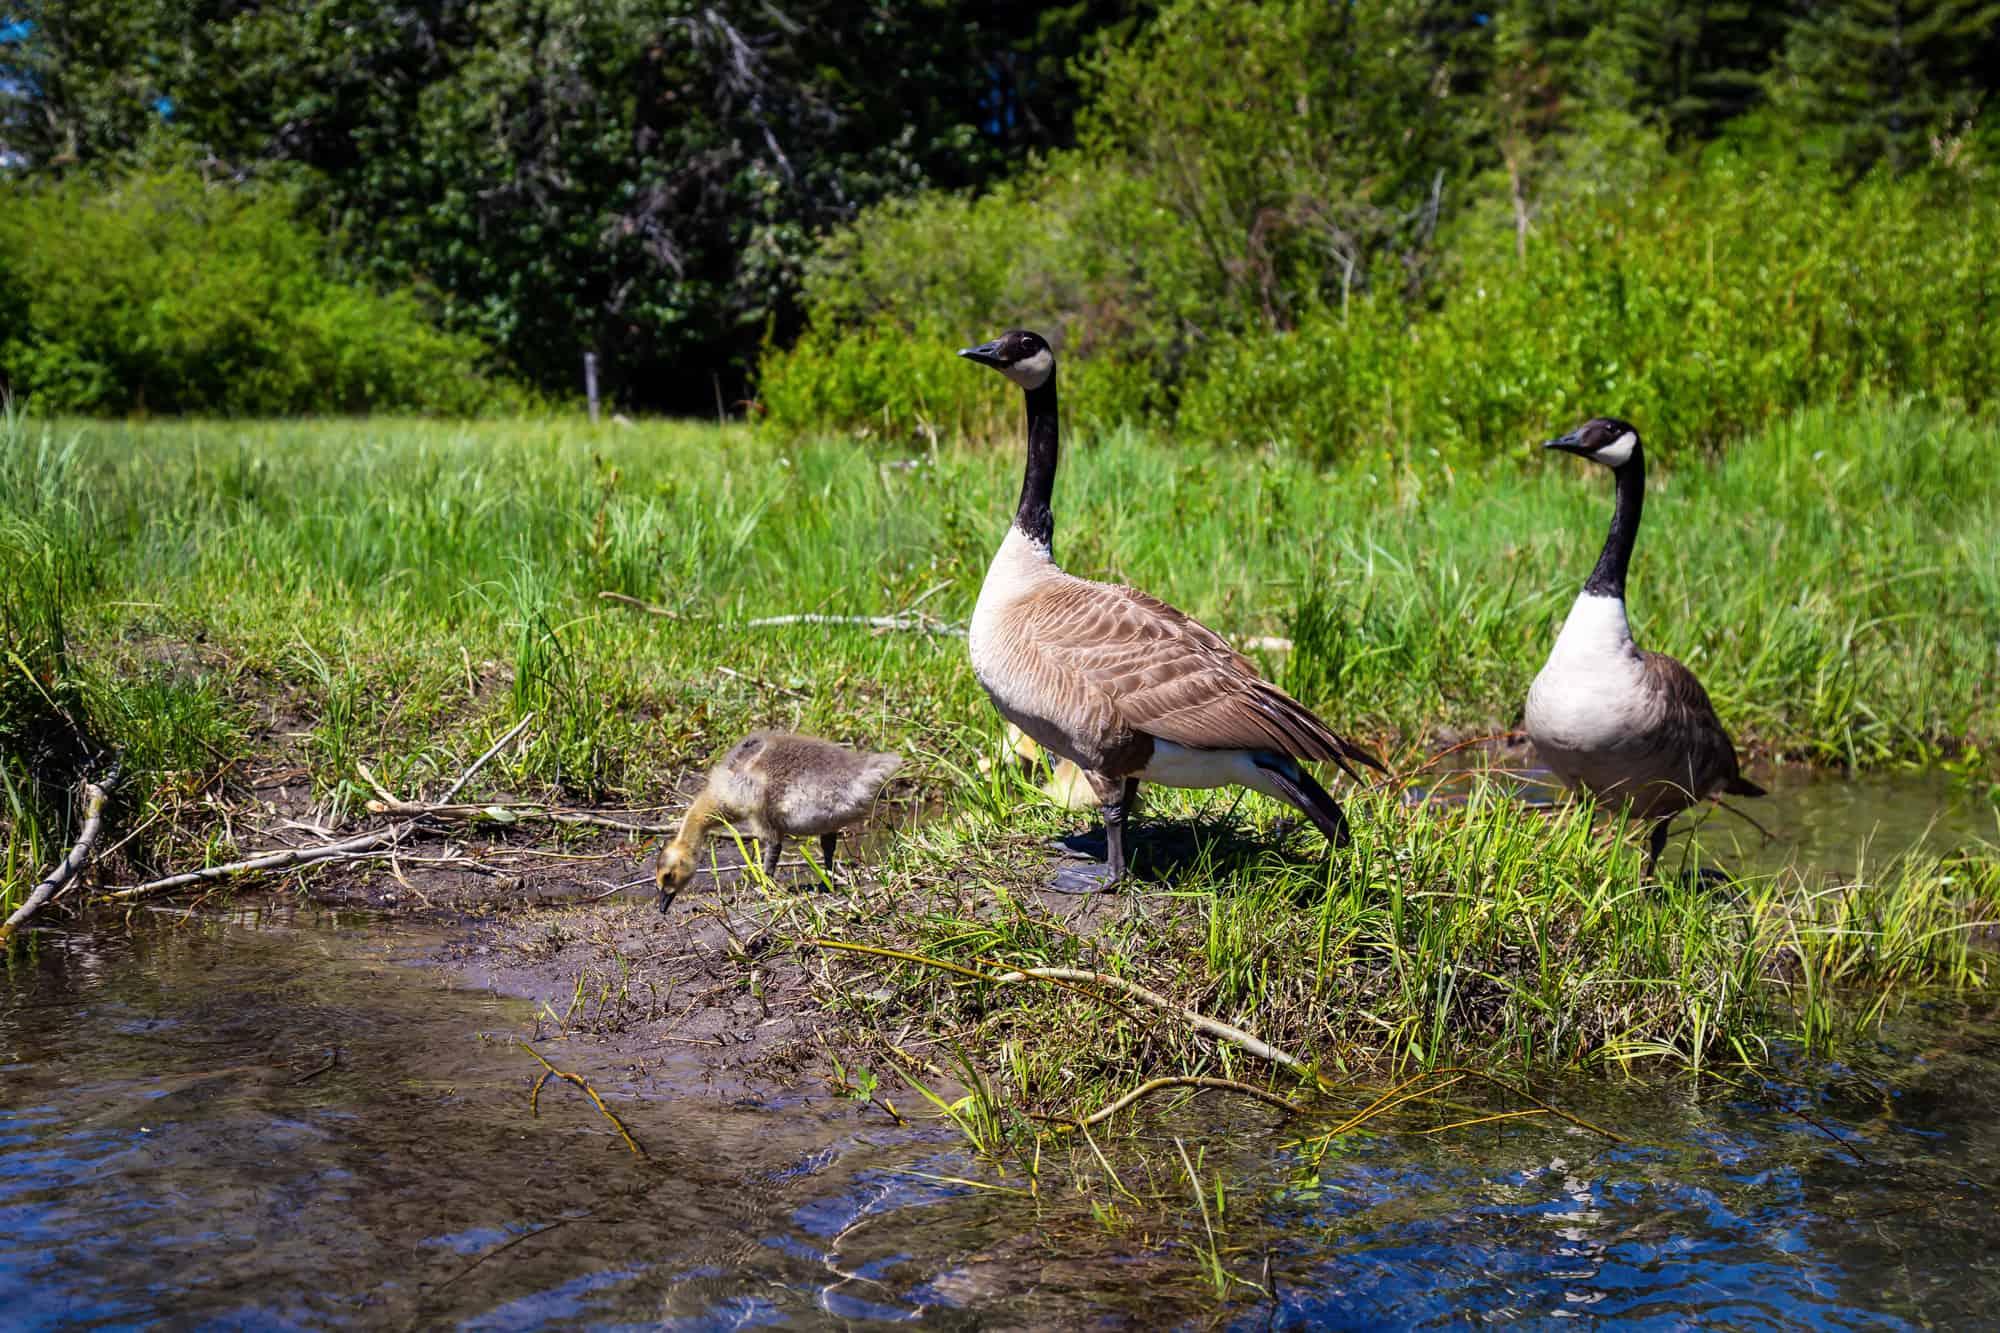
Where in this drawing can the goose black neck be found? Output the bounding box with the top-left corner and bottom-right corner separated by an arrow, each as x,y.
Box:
1584,445 -> 1644,598
1013,376 -> 1058,553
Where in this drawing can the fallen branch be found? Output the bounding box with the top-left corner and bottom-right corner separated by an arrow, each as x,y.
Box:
596,590 -> 680,618
1002,966 -> 1307,1074
803,938 -> 1307,1074
1038,1076 -> 1306,1130
101,823 -> 416,901
1,774 -> 115,939
441,713 -> 535,803
362,797 -> 677,835
519,1042 -> 647,1158
744,613 -> 963,637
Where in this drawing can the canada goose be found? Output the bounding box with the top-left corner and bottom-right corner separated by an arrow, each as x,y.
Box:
654,731 -> 902,910
958,329 -> 1383,892
1525,417 -> 1764,873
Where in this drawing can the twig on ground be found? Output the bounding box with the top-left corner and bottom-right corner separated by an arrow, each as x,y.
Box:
363,796 -> 677,835
717,664 -> 807,699
2,773 -> 116,939
743,613 -> 964,637
518,1042 -> 647,1158
1037,1076 -> 1307,1130
102,823 -> 417,900
596,590 -> 681,618
803,939 -> 1308,1074
1408,731 -> 1529,777
441,713 -> 535,803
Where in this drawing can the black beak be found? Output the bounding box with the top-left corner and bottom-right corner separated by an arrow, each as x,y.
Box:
1543,430 -> 1585,455
958,339 -> 1006,369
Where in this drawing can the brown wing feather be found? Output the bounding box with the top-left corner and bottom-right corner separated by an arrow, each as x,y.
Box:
1639,651 -> 1748,799
1025,576 -> 1383,778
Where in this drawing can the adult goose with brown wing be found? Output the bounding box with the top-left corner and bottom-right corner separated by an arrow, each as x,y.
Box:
958,329 -> 1383,892
1525,417 -> 1764,874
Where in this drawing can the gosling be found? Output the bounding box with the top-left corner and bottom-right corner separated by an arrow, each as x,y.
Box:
655,732 -> 903,910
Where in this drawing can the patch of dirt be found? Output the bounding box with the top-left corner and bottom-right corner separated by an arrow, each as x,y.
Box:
288,809 -> 923,1097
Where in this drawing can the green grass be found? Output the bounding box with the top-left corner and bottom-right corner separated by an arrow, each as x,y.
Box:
1,399 -> 1996,1085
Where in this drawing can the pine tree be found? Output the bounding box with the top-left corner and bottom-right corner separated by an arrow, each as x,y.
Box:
1772,0 -> 2000,175
1616,0 -> 1791,144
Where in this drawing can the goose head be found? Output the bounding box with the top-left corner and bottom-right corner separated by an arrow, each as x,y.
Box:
958,329 -> 1055,391
1545,417 -> 1640,469
655,842 -> 696,905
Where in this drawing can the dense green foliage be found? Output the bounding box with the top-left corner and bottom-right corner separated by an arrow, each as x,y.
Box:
764,0 -> 2000,454
0,167 -> 511,414
6,1 -> 1996,415
1,1 -> 1153,410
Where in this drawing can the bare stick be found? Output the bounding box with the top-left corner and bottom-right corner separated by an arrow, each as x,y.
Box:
804,939 -> 1307,1074
597,590 -> 680,618
518,1042 -> 647,1158
363,797 -> 677,835
1,778 -> 113,939
1000,966 -> 1307,1074
1036,1076 -> 1306,1130
441,713 -> 535,803
101,823 -> 415,900
743,613 -> 964,637
1715,796 -> 1782,844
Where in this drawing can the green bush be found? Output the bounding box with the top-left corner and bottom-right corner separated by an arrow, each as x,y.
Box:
1177,153 -> 2000,460
769,142 -> 2000,461
0,167 -> 520,415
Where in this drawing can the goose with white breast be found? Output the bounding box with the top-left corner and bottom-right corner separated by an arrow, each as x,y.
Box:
1525,416 -> 1764,874
958,328 -> 1383,892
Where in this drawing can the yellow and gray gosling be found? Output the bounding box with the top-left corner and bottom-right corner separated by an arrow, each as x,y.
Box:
655,732 -> 902,910
1525,416 -> 1765,874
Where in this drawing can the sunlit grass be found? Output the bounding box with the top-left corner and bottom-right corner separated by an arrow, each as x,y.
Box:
2,400 -> 1996,1079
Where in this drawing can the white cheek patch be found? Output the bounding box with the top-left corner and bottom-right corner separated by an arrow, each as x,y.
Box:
1593,430 -> 1637,468
1002,347 -> 1054,390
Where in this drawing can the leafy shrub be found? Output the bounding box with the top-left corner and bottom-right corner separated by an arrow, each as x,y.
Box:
0,167 -> 520,415
1177,152 -> 2000,461
771,138 -> 2000,462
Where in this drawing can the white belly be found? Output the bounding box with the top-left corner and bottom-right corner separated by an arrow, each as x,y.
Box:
1526,592 -> 1657,788
1136,741 -> 1298,803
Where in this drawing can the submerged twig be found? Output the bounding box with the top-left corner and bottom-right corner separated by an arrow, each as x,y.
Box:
2,772 -> 115,939
1310,1066 -> 1625,1147
518,1042 -> 647,1158
1039,1076 -> 1307,1130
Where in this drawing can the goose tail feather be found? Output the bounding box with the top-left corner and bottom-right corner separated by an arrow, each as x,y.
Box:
1255,757 -> 1353,849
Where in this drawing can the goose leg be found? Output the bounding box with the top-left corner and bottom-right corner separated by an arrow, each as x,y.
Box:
1644,819 -> 1672,877
1051,775 -> 1136,894
818,832 -> 839,881
761,837 -> 784,879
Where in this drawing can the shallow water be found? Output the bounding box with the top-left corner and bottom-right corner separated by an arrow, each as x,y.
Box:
1420,757 -> 1995,880
5,900 -> 1999,1327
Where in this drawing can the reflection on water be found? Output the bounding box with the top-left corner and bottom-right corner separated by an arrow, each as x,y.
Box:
4,905 -> 1998,1326
1417,751 -> 1996,880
